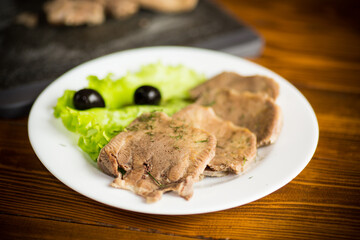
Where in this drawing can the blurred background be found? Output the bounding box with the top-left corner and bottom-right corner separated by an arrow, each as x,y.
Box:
0,0 -> 263,118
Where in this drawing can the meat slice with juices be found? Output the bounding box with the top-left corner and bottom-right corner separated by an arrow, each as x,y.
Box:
97,111 -> 216,203
190,72 -> 279,100
196,89 -> 282,147
173,104 -> 257,176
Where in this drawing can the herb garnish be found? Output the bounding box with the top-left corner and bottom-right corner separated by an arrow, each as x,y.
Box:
169,124 -> 185,133
147,172 -> 163,187
195,139 -> 208,143
242,156 -> 247,166
170,134 -> 183,140
139,111 -> 157,122
125,124 -> 139,132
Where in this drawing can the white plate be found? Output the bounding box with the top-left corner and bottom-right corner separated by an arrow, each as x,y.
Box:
28,46 -> 318,215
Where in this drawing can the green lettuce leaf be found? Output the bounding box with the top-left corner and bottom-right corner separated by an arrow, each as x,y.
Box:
87,62 -> 205,109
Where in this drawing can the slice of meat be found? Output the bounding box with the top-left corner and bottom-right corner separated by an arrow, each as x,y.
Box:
196,89 -> 282,147
139,0 -> 198,13
44,0 -> 105,26
190,72 -> 280,100
173,104 -> 257,175
104,0 -> 139,19
98,111 -> 216,203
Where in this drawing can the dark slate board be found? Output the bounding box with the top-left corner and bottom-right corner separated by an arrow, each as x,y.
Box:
0,0 -> 263,118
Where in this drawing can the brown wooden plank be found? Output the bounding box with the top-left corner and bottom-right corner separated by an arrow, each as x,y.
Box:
314,137 -> 360,163
0,214 -> 195,240
298,89 -> 360,119
316,114 -> 360,140
0,164 -> 359,239
299,88 -> 360,141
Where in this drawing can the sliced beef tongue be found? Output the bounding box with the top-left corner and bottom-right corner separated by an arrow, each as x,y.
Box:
173,104 -> 257,175
190,72 -> 280,100
196,89 -> 282,147
98,111 -> 216,203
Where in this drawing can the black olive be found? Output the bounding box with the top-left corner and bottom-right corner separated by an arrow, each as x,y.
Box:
73,88 -> 105,110
134,86 -> 161,105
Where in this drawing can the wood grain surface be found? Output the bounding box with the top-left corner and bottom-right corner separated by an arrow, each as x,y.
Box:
1,0 -> 360,239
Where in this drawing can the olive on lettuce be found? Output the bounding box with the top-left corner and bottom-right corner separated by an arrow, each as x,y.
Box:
73,89 -> 105,110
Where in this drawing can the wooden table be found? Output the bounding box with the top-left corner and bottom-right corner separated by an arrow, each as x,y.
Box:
1,0 -> 359,239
